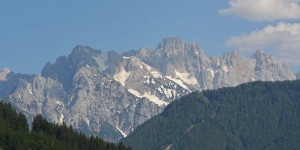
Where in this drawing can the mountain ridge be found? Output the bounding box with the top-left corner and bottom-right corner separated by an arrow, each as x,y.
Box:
0,37 -> 297,141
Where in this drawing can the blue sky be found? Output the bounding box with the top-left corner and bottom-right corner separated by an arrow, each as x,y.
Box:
1,0 -> 300,74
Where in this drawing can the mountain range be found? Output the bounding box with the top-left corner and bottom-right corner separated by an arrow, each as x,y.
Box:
0,37 -> 296,141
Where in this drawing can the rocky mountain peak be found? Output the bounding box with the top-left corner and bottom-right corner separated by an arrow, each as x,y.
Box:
42,45 -> 101,91
155,37 -> 202,56
71,45 -> 100,55
47,45 -> 100,67
219,51 -> 246,66
147,37 -> 207,77
69,45 -> 103,66
156,37 -> 185,50
0,68 -> 11,81
251,49 -> 269,59
249,49 -> 296,81
251,49 -> 279,66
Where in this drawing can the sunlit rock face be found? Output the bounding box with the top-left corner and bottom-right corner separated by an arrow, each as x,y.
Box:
0,37 -> 296,142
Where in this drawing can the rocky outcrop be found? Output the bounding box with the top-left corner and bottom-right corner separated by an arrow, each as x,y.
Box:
63,67 -> 162,141
0,70 -> 65,124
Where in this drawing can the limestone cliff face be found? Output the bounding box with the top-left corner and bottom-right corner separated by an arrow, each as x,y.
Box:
134,37 -> 295,91
0,37 -> 296,142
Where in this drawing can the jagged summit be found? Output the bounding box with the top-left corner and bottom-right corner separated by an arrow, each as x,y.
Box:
251,49 -> 289,69
156,37 -> 185,49
254,49 -> 265,54
72,44 -> 99,52
155,37 -> 202,55
250,49 -> 289,68
42,46 -> 101,91
145,37 -> 207,79
251,49 -> 269,59
71,45 -> 102,57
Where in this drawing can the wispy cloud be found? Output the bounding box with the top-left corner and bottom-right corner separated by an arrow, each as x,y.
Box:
226,22 -> 300,69
219,0 -> 300,22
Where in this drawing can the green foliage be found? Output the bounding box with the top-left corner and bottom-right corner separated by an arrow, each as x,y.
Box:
0,101 -> 131,150
123,80 -> 300,150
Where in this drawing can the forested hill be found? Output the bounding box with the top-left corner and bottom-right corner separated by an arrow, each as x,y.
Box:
123,80 -> 300,150
0,101 -> 131,150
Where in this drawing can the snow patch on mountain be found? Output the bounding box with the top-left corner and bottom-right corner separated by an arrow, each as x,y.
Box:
128,89 -> 168,106
84,117 -> 90,127
143,62 -> 163,79
151,71 -> 162,79
114,69 -> 131,86
159,86 -> 176,99
143,76 -> 150,84
175,71 -> 198,85
116,126 -> 127,137
56,101 -> 64,106
208,68 -> 215,78
221,65 -> 229,73
26,84 -> 34,95
164,144 -> 173,150
165,76 -> 189,90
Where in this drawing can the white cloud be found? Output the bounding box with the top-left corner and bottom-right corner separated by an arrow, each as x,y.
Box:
226,22 -> 300,69
220,0 -> 300,21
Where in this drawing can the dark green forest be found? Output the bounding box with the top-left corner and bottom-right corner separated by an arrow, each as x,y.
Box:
123,80 -> 300,150
0,101 -> 130,150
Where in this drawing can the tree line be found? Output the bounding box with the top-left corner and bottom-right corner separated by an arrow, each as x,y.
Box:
0,102 -> 131,150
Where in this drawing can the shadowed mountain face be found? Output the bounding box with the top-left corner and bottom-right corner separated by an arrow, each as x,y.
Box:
123,80 -> 300,150
0,37 -> 296,141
